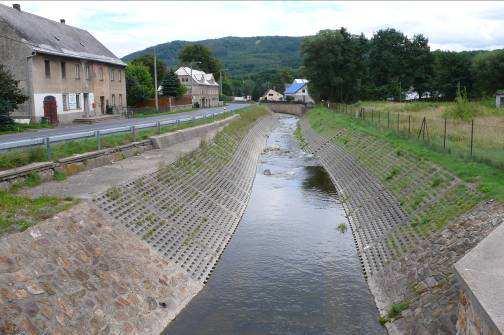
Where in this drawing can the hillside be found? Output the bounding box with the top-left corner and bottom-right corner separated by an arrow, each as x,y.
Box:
122,36 -> 304,78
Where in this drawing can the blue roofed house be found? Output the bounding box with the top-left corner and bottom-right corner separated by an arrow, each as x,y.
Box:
284,79 -> 314,104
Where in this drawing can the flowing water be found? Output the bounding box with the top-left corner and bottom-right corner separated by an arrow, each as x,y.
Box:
164,115 -> 385,335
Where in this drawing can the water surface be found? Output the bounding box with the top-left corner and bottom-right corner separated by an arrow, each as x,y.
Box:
165,115 -> 384,335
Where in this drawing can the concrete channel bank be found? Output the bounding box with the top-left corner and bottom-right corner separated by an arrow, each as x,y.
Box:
0,112 -> 274,334
300,117 -> 503,334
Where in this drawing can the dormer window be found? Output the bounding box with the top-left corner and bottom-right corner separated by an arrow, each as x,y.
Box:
79,42 -> 85,47
54,36 -> 60,41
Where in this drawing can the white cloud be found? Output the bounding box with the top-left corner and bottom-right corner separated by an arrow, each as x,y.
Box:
2,1 -> 504,57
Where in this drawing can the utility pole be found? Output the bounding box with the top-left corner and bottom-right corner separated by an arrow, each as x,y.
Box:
154,46 -> 159,111
219,70 -> 222,97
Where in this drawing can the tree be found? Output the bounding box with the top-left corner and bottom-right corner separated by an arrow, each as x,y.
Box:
432,51 -> 474,100
125,63 -> 154,106
179,44 -> 221,80
0,64 -> 27,127
301,28 -> 368,103
405,34 -> 434,98
161,69 -> 186,97
368,28 -> 409,99
472,50 -> 504,97
130,54 -> 167,82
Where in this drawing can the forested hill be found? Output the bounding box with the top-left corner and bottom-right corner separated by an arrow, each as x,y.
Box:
122,36 -> 304,77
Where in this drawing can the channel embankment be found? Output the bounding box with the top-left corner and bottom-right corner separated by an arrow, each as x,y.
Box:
300,109 -> 503,334
0,109 -> 275,334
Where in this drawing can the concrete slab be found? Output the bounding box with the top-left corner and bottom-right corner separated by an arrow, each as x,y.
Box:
22,138 -> 202,200
455,221 -> 504,333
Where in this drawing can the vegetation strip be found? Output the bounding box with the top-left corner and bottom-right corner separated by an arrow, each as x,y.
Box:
0,110 -> 235,171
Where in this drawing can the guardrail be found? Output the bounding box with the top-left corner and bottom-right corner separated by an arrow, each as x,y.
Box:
0,109 -> 235,159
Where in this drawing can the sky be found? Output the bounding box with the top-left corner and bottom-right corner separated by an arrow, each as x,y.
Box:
2,1 -> 504,57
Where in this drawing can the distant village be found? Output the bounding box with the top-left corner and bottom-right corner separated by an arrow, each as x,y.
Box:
0,3 -> 313,126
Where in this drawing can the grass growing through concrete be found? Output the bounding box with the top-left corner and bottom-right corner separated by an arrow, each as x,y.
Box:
308,106 -> 504,202
0,111 -> 236,171
308,106 -> 503,241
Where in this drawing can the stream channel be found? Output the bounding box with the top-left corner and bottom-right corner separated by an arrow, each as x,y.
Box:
164,115 -> 385,335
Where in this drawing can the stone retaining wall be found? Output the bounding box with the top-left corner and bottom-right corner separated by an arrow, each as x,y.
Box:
262,102 -> 307,116
300,118 -> 502,334
0,115 -> 238,191
0,114 -> 274,334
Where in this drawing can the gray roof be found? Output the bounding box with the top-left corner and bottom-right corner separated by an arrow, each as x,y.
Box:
0,4 -> 125,66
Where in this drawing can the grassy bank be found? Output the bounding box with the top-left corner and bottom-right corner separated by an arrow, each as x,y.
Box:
0,122 -> 53,135
0,110 -> 236,171
344,101 -> 504,168
307,106 -> 503,236
0,105 -> 266,237
131,107 -> 195,118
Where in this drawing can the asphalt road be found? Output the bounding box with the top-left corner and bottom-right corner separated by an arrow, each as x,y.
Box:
0,103 -> 250,143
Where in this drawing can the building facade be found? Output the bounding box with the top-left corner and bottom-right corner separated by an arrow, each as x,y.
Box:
175,67 -> 220,108
260,89 -> 283,102
284,79 -> 314,104
0,4 -> 126,124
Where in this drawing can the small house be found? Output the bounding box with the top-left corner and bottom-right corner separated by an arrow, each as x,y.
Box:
284,79 -> 314,104
496,90 -> 504,108
260,89 -> 283,102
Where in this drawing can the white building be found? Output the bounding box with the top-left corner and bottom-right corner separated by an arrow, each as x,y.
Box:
175,67 -> 220,108
284,79 -> 314,104
260,89 -> 283,102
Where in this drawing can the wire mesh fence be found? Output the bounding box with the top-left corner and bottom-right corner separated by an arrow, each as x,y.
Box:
329,103 -> 504,169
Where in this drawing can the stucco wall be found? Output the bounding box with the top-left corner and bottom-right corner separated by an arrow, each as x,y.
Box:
0,20 -> 35,118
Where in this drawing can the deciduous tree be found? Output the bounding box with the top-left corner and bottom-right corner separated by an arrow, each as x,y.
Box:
0,64 -> 27,127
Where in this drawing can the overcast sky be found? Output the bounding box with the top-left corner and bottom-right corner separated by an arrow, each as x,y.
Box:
3,1 -> 504,57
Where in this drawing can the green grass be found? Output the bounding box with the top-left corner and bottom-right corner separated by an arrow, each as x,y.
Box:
132,107 -> 196,118
0,110 -> 238,171
53,170 -> 66,181
308,106 -> 504,202
0,190 -> 77,236
0,122 -> 53,135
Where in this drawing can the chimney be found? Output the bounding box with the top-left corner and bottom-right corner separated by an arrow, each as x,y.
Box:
60,19 -> 65,24
12,4 -> 20,11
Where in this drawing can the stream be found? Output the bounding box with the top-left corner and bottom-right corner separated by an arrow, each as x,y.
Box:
164,115 -> 384,335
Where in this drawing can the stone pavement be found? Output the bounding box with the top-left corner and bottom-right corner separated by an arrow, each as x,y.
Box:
0,201 -> 202,335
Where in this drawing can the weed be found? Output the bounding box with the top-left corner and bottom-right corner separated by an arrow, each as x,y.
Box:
431,177 -> 443,188
53,170 -> 66,181
24,172 -> 42,187
337,223 -> 348,233
106,186 -> 121,200
385,167 -> 400,181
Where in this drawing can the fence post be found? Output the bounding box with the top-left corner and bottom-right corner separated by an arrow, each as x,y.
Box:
408,115 -> 411,135
470,119 -> 474,157
96,130 -> 101,150
371,109 -> 374,123
131,125 -> 136,142
443,118 -> 447,150
45,137 -> 51,161
397,113 -> 400,133
157,121 -> 161,134
378,110 -> 381,127
387,111 -> 390,128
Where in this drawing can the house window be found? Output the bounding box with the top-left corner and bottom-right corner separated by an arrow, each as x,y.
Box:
85,64 -> 90,80
61,62 -> 66,79
119,94 -> 123,106
112,94 -> 116,106
62,93 -> 69,111
44,60 -> 51,78
118,70 -> 122,82
99,66 -> 104,80
302,89 -> 306,93
75,64 -> 80,79
76,94 -> 81,109
110,68 -> 115,81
